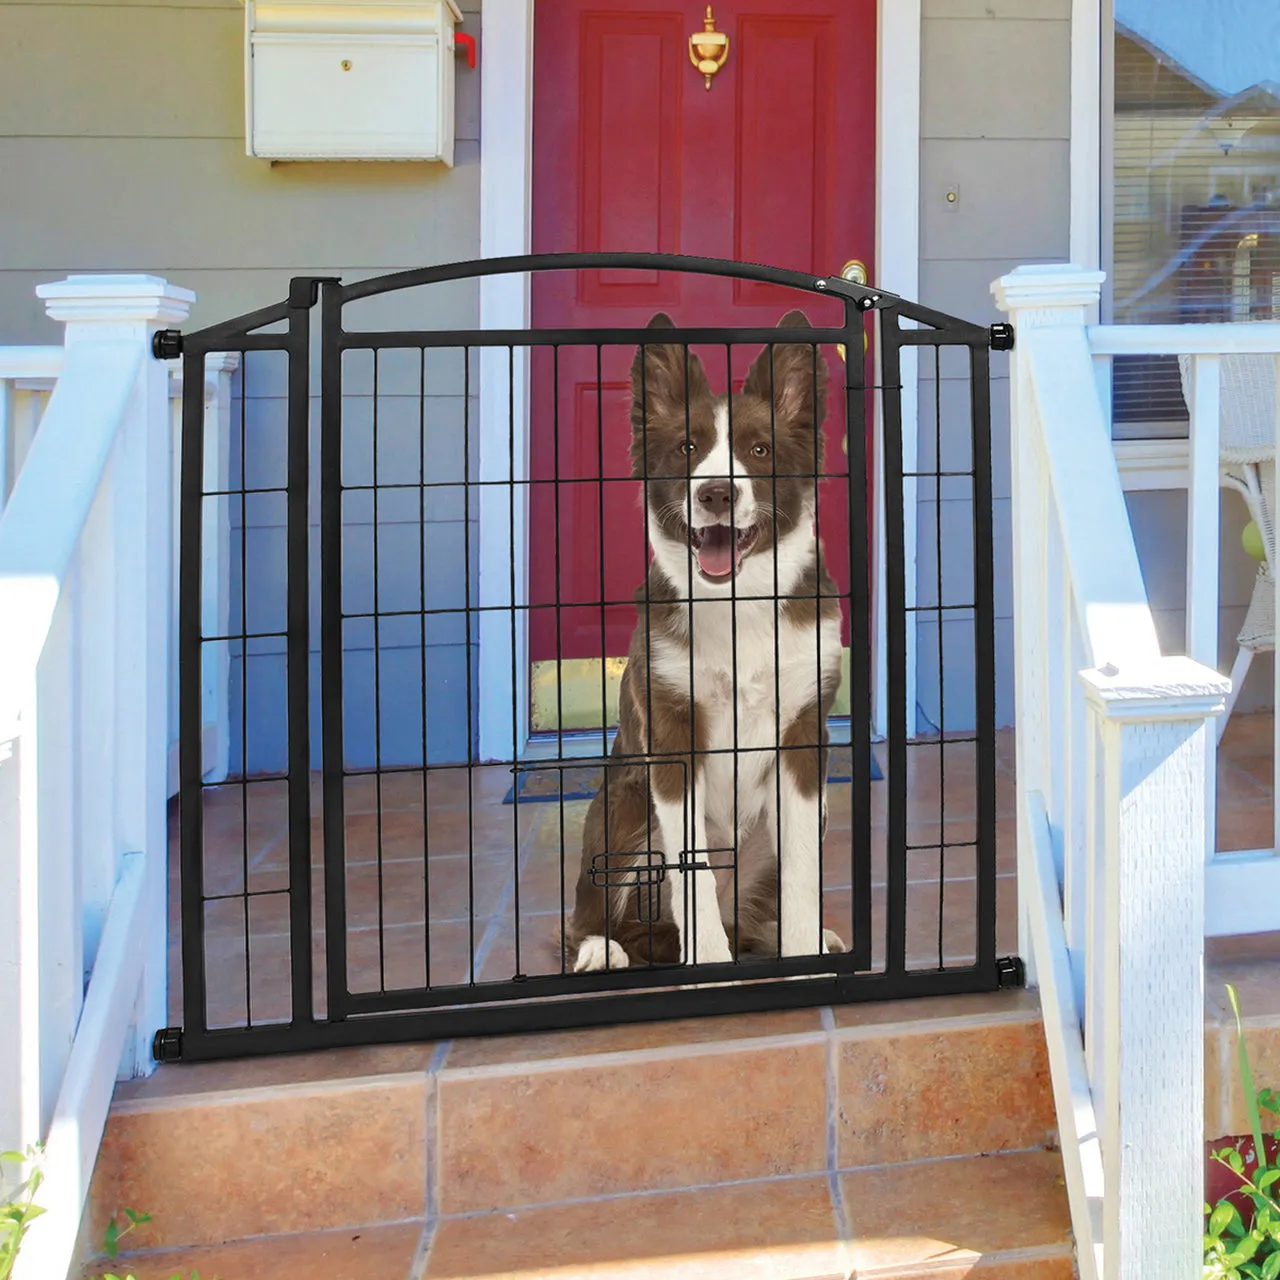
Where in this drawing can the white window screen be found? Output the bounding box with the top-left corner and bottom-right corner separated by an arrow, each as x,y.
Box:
1112,2 -> 1280,437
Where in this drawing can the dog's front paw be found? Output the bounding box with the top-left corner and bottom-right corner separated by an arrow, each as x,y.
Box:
574,936 -> 630,972
822,928 -> 847,954
686,931 -> 733,966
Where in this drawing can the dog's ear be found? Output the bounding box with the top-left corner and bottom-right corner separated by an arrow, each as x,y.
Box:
742,309 -> 828,428
629,313 -> 711,432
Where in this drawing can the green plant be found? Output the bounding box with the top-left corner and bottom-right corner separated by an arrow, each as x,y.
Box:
1205,985 -> 1280,1278
0,1145 -> 45,1280
1,1161 -> 215,1280
90,1208 -> 213,1280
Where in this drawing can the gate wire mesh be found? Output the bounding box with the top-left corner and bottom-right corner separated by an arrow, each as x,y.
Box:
168,255 -> 1007,1063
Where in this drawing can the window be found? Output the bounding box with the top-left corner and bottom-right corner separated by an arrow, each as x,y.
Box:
1111,1 -> 1280,436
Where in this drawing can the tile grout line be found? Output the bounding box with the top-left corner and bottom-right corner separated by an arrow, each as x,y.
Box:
426,1041 -> 451,1222
99,1217 -> 432,1267
467,802 -> 545,980
440,1029 -> 830,1080
436,1167 -> 837,1222
822,1007 -> 856,1280
410,1041 -> 451,1280
407,1218 -> 436,1280
431,1146 -> 1063,1224
110,1068 -> 436,1114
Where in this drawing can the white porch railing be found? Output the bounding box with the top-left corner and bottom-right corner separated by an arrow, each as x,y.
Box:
994,264 -> 1231,1280
0,276 -> 195,1280
0,347 -> 61,517
1095,323 -> 1280,938
2,328 -> 237,801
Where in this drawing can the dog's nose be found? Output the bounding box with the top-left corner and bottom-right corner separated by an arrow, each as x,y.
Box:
696,481 -> 738,513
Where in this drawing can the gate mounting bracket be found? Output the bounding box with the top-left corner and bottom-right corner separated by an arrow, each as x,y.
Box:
152,330 -> 183,360
995,955 -> 1026,989
988,323 -> 1015,352
152,1026 -> 184,1064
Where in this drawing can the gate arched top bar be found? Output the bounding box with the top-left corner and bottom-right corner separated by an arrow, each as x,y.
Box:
335,251 -> 895,308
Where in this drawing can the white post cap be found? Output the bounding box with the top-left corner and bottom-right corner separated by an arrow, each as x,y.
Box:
37,274 -> 195,328
991,263 -> 1106,323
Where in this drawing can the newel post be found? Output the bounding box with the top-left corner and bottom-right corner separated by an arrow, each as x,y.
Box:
37,275 -> 195,1079
1081,656 -> 1227,1280
991,264 -> 1106,990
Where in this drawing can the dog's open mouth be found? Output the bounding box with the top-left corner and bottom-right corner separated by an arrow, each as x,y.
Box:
690,524 -> 759,580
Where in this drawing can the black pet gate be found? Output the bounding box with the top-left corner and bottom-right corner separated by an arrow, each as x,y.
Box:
157,253 -> 1017,1064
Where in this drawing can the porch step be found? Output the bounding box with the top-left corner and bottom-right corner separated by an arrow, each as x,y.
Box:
79,992 -> 1075,1279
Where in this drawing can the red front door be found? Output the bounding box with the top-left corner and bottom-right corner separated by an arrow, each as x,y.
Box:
528,0 -> 876,694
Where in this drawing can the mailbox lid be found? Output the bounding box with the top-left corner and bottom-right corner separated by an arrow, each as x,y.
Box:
252,0 -> 463,36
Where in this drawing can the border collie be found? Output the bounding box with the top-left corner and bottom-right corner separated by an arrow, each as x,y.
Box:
564,310 -> 845,971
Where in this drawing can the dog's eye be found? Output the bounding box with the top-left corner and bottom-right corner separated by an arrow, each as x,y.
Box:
679,441 -> 697,455
751,443 -> 770,458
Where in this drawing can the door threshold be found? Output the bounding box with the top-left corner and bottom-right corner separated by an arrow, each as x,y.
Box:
520,716 -> 862,762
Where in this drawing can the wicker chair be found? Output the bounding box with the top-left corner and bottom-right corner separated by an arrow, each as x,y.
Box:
1178,352 -> 1276,739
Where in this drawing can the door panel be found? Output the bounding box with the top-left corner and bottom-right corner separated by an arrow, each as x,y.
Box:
529,0 -> 876,727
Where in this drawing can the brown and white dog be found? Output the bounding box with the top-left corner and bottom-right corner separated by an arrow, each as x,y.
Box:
564,310 -> 846,971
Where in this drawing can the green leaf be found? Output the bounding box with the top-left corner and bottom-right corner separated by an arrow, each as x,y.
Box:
0,1153 -> 23,1165
1229,983 -> 1270,1173
1261,1251 -> 1280,1279
1230,1241 -> 1262,1268
1261,1170 -> 1280,1191
1213,1202 -> 1242,1237
1232,1150 -> 1248,1175
104,1217 -> 120,1258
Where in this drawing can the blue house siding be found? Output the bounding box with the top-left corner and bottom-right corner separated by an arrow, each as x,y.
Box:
225,349 -> 482,777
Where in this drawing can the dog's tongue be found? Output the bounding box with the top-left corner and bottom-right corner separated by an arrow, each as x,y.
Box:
697,526 -> 735,578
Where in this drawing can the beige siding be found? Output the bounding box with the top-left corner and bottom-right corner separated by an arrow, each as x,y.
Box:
917,0 -> 1070,729
0,0 -> 483,341
0,0 -> 484,768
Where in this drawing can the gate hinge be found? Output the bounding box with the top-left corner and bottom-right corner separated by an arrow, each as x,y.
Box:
152,329 -> 183,360
988,322 -> 1015,352
152,1026 -> 184,1064
996,955 -> 1026,989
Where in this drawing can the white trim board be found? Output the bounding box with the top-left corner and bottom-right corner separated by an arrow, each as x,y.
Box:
1207,852 -> 1280,937
1112,437 -> 1189,491
1071,0 -> 1103,280
475,0 -> 920,759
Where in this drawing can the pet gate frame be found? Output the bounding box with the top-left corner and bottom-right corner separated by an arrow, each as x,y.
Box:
158,253 -> 1017,1065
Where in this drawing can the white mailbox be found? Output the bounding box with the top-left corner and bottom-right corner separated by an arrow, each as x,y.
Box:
245,0 -> 464,163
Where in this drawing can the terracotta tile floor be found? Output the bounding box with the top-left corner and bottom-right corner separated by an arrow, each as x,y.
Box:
168,713 -> 1276,1029
84,1150 -> 1077,1280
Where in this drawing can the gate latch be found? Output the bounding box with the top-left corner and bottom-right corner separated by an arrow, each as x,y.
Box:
988,323 -> 1015,352
996,955 -> 1026,989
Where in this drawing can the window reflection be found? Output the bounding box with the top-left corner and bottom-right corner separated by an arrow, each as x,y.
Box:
1112,2 -> 1280,436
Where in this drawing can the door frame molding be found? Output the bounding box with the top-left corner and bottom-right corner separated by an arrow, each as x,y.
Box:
476,0 -> 920,759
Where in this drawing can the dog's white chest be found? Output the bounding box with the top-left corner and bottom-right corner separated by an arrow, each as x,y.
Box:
655,598 -> 835,749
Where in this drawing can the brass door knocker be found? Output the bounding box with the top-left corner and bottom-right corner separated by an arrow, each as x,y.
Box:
689,6 -> 729,90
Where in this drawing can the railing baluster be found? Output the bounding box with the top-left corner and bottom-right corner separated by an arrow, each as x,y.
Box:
77,480 -> 118,973
1062,557 -> 1089,1014
1186,353 -> 1221,863
1274,352 -> 1280,866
